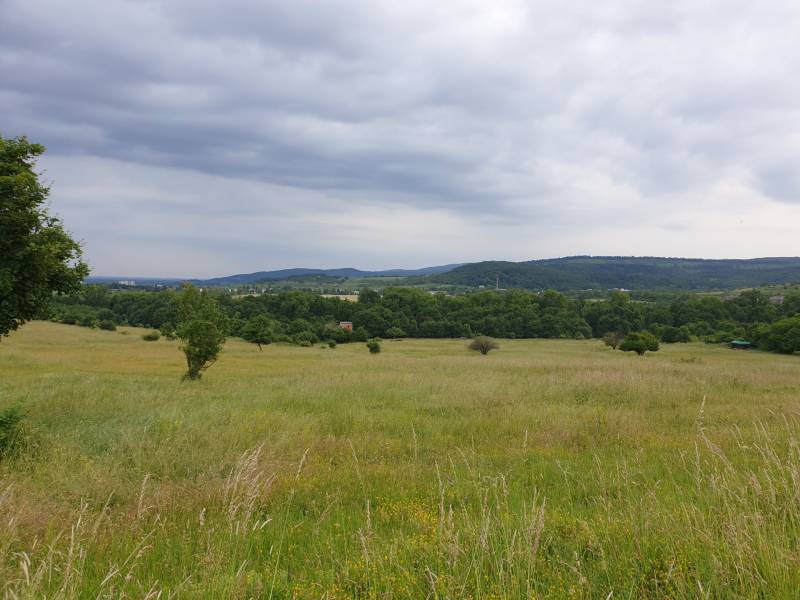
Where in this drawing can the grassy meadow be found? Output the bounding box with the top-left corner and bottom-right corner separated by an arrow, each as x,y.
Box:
1,321 -> 800,598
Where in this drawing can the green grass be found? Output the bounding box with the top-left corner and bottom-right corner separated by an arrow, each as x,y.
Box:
1,322 -> 799,598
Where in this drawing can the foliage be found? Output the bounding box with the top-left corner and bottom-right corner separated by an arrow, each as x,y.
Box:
328,339 -> 337,349
619,331 -> 660,355
469,336 -> 499,355
0,136 -> 88,337
141,330 -> 161,341
47,283 -> 800,356
756,317 -> 800,354
98,319 -> 116,331
176,284 -> 226,380
241,314 -> 277,350
602,331 -> 624,349
366,339 -> 381,353
385,326 -> 407,338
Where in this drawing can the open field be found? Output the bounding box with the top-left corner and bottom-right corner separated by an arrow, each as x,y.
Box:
1,322 -> 799,598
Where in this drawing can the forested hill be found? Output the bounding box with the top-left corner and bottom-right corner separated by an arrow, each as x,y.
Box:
428,256 -> 800,291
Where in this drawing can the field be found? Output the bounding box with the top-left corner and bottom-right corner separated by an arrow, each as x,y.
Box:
1,322 -> 799,598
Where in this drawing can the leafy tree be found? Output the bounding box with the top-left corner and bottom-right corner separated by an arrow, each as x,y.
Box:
602,331 -> 624,349
757,317 -> 800,354
176,285 -> 226,380
619,331 -> 660,356
0,136 -> 88,337
469,336 -> 499,355
241,314 -> 277,350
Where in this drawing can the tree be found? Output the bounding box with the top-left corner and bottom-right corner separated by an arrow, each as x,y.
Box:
757,316 -> 800,354
241,314 -> 276,350
619,331 -> 660,356
469,336 -> 499,355
0,135 -> 88,337
602,331 -> 624,349
176,285 -> 226,380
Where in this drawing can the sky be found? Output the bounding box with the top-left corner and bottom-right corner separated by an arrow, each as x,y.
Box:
2,0 -> 800,278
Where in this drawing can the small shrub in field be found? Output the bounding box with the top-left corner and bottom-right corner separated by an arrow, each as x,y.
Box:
602,331 -> 624,349
0,406 -> 27,461
298,340 -> 312,348
142,330 -> 161,341
328,340 -> 337,349
98,319 -> 116,331
367,339 -> 381,354
469,336 -> 499,355
385,327 -> 407,339
619,331 -> 660,355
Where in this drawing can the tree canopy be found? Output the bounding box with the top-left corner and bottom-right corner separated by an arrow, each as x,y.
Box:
0,135 -> 88,337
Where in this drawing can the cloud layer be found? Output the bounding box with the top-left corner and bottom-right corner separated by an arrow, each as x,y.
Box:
2,0 -> 799,276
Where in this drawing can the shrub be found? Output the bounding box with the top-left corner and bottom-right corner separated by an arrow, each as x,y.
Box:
619,331 -> 660,356
0,406 -> 27,461
385,327 -> 407,339
142,330 -> 161,341
469,336 -> 499,355
98,319 -> 116,331
292,330 -> 317,346
602,331 -> 624,349
366,339 -> 381,354
79,315 -> 96,328
328,340 -> 337,349
756,316 -> 800,354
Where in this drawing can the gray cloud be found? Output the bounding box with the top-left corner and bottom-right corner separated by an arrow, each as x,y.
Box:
2,0 -> 800,276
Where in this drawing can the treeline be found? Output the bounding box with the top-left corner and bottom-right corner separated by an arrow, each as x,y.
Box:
45,286 -> 800,354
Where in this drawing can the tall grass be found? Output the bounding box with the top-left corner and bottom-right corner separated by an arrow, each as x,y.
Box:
0,322 -> 799,597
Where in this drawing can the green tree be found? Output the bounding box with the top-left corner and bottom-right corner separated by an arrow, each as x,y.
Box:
619,331 -> 660,356
176,285 -> 226,380
241,314 -> 277,350
0,136 -> 88,337
757,317 -> 800,354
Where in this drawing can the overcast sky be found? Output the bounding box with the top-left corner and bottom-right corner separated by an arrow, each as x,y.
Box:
2,0 -> 800,277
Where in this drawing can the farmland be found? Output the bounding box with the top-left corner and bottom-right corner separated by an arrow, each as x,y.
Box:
1,322 -> 800,598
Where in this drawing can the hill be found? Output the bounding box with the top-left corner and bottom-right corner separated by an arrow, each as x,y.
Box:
428,256 -> 800,291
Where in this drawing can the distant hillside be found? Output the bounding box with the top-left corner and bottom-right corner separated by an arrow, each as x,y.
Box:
199,263 -> 464,286
428,256 -> 800,291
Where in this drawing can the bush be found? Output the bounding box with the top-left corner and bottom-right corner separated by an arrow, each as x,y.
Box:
469,336 -> 499,355
757,316 -> 800,354
385,327 -> 407,339
98,319 -> 116,331
619,331 -> 660,355
602,331 -> 624,349
0,406 -> 27,461
292,330 -> 317,346
142,330 -> 161,341
160,323 -> 177,340
366,339 -> 381,354
328,340 -> 337,349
